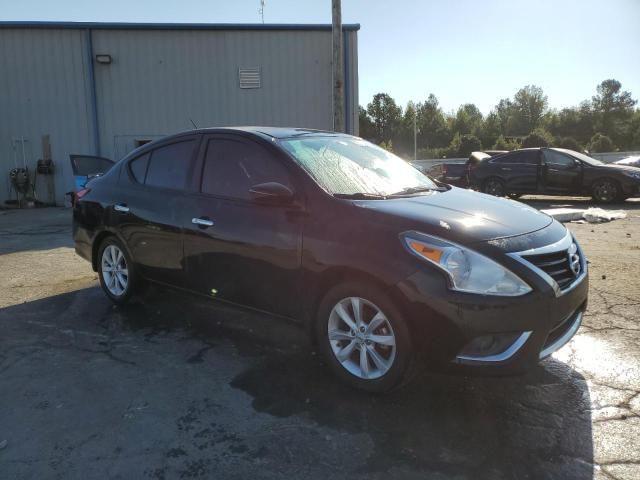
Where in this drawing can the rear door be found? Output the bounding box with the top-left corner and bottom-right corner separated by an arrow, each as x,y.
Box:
542,149 -> 582,194
488,151 -> 540,192
114,136 -> 200,286
182,133 -> 304,319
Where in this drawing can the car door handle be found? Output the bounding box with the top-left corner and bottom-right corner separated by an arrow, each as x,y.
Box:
114,203 -> 130,213
192,217 -> 214,227
501,167 -> 512,171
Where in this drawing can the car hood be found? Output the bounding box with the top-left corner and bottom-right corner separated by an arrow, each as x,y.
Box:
355,187 -> 554,243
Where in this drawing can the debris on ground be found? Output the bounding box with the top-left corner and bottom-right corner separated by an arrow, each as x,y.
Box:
541,207 -> 627,223
0,439 -> 7,450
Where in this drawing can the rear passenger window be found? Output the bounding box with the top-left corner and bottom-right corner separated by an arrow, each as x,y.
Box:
492,151 -> 538,164
145,141 -> 195,190
129,153 -> 150,183
201,138 -> 290,200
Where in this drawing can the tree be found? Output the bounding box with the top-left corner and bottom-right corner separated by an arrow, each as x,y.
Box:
492,135 -> 521,151
495,98 -> 517,135
366,93 -> 402,143
454,103 -> 483,136
512,85 -> 548,134
589,133 -> 615,153
358,106 -> 376,140
544,102 -> 594,146
479,112 -> 502,149
592,79 -> 637,148
458,134 -> 482,156
555,136 -> 582,152
521,128 -> 554,148
416,94 -> 451,149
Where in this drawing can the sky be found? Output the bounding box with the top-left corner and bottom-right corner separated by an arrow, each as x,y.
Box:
2,0 -> 640,115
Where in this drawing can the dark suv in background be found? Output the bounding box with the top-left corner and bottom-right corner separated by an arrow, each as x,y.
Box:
469,147 -> 640,203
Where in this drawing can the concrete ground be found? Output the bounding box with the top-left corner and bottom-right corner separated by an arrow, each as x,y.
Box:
0,198 -> 639,480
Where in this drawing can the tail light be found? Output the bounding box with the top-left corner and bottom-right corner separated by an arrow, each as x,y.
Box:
73,188 -> 91,206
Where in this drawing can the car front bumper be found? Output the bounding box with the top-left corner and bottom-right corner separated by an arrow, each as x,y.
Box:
396,237 -> 589,373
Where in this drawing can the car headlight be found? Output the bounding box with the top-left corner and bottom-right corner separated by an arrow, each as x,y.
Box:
401,232 -> 532,296
623,170 -> 640,180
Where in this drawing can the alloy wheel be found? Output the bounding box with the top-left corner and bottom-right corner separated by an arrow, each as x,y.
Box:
593,180 -> 617,203
327,297 -> 397,380
101,245 -> 129,297
485,179 -> 504,196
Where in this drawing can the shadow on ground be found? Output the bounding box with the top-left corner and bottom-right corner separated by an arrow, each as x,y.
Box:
0,285 -> 595,478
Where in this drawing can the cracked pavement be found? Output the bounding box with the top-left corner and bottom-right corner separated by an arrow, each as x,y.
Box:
0,200 -> 639,479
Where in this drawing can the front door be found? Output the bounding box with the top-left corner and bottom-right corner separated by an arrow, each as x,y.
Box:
182,134 -> 304,319
542,149 -> 582,193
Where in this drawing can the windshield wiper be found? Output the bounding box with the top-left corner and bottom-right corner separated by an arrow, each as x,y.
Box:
389,186 -> 445,196
333,192 -> 388,200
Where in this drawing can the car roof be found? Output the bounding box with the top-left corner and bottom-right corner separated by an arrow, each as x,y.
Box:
175,126 -> 349,140
118,126 -> 353,162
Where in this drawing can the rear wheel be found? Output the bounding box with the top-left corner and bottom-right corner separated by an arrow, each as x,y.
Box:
592,178 -> 620,203
316,282 -> 414,393
483,177 -> 506,197
98,237 -> 137,305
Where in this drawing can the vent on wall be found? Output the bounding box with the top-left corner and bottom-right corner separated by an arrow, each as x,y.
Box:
238,67 -> 261,89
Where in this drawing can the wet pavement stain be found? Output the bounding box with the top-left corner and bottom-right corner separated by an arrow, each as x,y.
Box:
230,350 -> 594,478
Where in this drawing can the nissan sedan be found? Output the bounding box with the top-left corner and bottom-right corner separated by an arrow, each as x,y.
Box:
73,127 -> 588,392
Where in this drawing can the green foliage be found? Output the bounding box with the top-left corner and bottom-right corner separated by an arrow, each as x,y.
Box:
458,134 -> 482,156
366,93 -> 402,143
591,79 -> 637,147
379,140 -> 393,152
589,133 -> 615,153
492,135 -> 521,151
512,85 -> 548,134
521,128 -> 554,148
358,106 -> 376,140
358,79 -> 640,159
555,136 -> 582,152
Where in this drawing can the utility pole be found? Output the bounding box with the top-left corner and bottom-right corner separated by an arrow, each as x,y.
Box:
413,103 -> 417,160
259,1 -> 265,24
332,0 -> 345,132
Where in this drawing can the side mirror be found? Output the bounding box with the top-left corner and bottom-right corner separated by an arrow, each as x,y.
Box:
248,182 -> 295,205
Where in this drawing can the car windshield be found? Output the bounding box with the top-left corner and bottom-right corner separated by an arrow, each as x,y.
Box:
279,136 -> 437,197
557,148 -> 604,166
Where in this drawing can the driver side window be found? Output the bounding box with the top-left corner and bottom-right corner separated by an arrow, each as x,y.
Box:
201,138 -> 292,200
544,150 -> 577,168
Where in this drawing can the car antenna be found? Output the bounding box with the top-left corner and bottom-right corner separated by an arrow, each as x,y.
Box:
189,118 -> 198,129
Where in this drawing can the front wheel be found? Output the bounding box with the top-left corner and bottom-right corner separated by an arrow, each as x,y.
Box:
98,236 -> 137,305
592,178 -> 620,203
316,283 -> 414,392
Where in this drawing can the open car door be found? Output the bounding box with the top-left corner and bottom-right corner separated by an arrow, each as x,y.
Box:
69,154 -> 115,191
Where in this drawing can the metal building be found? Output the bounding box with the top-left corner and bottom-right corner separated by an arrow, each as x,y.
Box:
0,21 -> 360,205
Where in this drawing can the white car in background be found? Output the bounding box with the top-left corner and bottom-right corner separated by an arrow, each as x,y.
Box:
615,155 -> 640,168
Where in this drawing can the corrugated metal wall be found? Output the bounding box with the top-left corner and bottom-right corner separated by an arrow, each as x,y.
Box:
0,28 -> 95,205
0,26 -> 359,205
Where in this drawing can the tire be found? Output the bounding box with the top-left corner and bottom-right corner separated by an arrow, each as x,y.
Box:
591,178 -> 620,204
97,236 -> 137,305
482,177 -> 506,197
315,282 -> 414,393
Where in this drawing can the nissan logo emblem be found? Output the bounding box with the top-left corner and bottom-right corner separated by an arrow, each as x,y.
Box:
568,243 -> 581,277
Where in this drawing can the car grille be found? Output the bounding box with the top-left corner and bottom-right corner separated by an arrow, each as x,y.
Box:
522,249 -> 579,290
